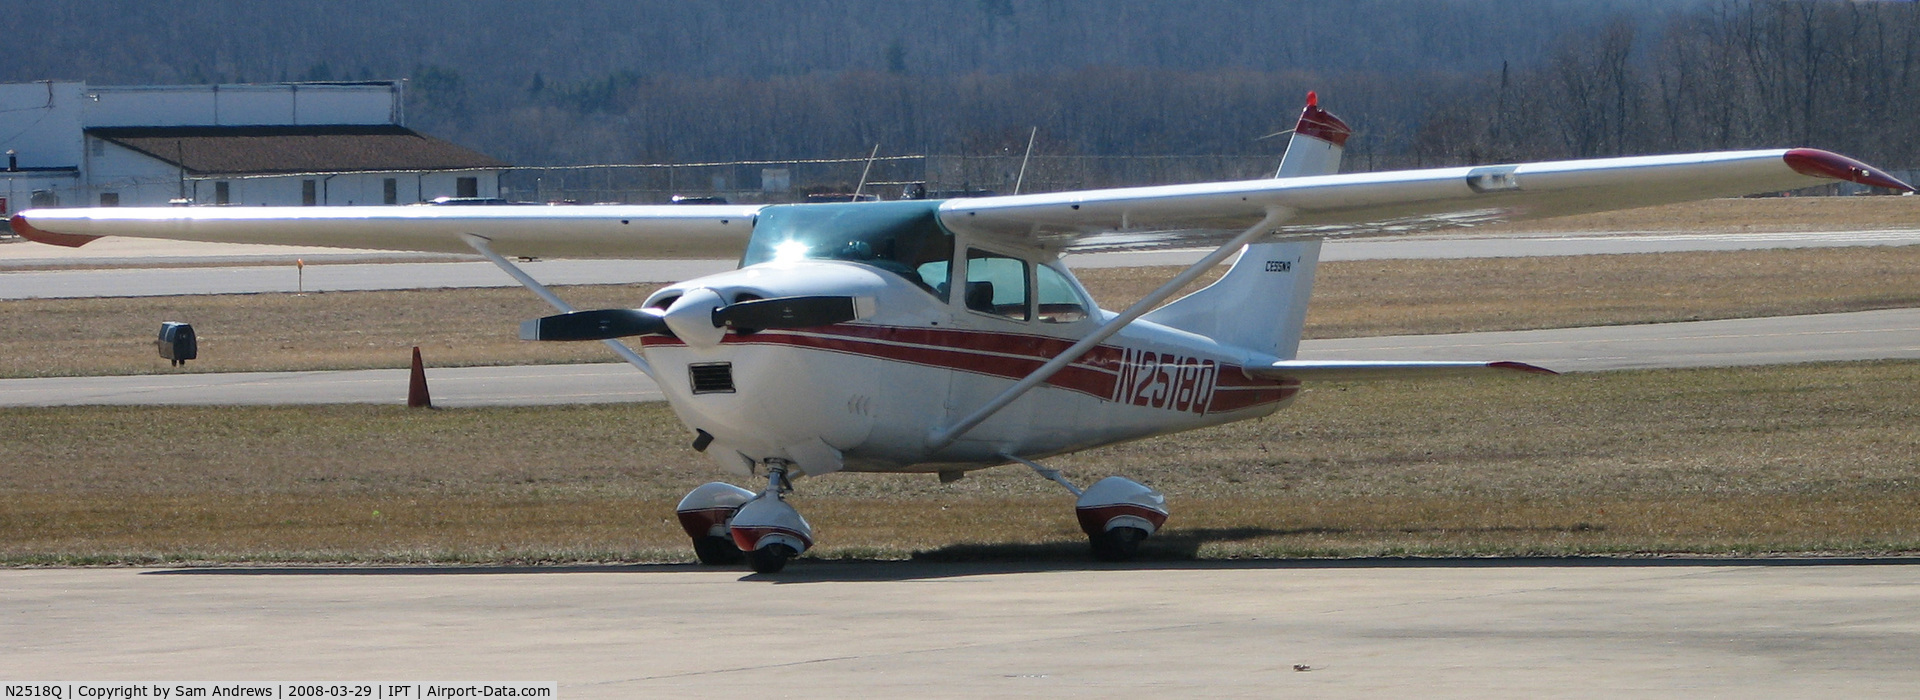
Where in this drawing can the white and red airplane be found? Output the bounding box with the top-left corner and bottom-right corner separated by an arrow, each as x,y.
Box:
13,95 -> 1912,572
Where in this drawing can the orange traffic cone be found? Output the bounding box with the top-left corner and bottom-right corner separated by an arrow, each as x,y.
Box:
408,346 -> 433,408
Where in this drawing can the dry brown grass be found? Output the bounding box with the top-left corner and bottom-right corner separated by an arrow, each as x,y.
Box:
5,361 -> 1915,564
5,246 -> 1918,378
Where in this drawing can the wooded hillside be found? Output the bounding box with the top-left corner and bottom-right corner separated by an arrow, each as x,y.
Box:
5,0 -> 1914,172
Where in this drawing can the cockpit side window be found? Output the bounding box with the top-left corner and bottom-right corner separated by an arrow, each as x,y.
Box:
964,248 -> 1030,321
1035,264 -> 1089,324
740,201 -> 955,301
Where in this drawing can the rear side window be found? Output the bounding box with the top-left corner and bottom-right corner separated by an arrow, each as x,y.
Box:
965,249 -> 1029,321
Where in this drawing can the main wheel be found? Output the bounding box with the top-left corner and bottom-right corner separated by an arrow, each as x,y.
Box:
692,535 -> 744,566
1089,526 -> 1148,562
746,543 -> 798,574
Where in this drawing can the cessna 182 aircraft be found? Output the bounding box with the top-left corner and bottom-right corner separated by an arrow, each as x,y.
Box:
13,96 -> 1913,572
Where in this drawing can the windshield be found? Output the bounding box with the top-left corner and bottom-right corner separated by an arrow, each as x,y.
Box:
741,201 -> 955,298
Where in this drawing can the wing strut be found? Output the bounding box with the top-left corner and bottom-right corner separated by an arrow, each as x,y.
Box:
925,209 -> 1291,451
460,233 -> 657,379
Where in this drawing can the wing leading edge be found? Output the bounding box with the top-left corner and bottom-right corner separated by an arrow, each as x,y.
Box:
9,204 -> 762,259
938,148 -> 1913,252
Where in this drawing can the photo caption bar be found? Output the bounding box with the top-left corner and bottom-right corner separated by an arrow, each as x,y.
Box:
3,684 -> 556,699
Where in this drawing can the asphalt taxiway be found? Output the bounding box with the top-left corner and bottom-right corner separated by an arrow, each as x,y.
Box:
3,308 -> 1913,407
5,559 -> 1918,697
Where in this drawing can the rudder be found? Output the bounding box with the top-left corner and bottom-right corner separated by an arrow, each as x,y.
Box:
1140,93 -> 1344,359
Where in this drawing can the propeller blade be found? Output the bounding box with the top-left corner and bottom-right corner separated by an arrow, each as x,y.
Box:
520,308 -> 673,341
713,296 -> 861,330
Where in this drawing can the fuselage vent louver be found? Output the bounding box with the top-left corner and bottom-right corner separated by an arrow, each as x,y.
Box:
688,362 -> 736,394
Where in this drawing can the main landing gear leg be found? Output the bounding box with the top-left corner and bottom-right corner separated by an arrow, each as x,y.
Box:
1008,455 -> 1169,563
726,459 -> 815,574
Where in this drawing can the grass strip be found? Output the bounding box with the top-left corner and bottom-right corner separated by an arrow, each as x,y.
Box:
4,361 -> 1914,564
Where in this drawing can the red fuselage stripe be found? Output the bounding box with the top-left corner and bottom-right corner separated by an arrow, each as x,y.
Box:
644,325 -> 1299,414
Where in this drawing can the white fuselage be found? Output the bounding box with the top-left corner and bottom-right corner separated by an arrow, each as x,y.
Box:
637,258 -> 1298,476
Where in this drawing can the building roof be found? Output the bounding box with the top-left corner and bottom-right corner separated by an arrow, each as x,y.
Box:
87,125 -> 508,176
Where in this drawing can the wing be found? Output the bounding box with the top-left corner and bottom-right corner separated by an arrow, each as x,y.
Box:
9,204 -> 762,259
938,148 -> 1913,252
12,149 -> 1907,259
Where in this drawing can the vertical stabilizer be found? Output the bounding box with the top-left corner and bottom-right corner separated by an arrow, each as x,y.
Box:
1273,91 -> 1352,178
1141,93 -> 1345,359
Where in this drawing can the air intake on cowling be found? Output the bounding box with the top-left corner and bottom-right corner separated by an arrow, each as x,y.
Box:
689,362 -> 735,394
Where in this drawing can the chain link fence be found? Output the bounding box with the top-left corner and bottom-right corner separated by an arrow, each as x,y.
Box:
499,154 -> 1290,204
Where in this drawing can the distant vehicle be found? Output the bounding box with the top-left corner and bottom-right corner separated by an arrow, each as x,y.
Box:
803,193 -> 879,203
671,195 -> 730,205
927,189 -> 997,199
425,196 -> 520,206
12,94 -> 1912,573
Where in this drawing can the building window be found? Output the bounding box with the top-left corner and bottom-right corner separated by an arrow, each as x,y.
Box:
302,179 -> 317,206
99,192 -> 119,206
214,181 -> 230,205
456,177 -> 478,198
383,178 -> 398,205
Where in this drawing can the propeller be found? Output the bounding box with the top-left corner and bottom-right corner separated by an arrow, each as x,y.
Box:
519,308 -> 670,342
520,294 -> 868,342
713,296 -> 862,331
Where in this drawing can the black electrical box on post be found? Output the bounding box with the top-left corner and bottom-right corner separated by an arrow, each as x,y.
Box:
157,322 -> 197,366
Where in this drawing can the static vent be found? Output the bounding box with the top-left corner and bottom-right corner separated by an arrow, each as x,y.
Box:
689,362 -> 735,394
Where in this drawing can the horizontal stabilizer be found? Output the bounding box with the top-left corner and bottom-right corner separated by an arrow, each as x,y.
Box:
1246,360 -> 1556,382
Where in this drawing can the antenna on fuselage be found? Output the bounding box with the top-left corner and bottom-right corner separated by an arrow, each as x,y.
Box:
1012,126 -> 1038,195
852,143 -> 881,201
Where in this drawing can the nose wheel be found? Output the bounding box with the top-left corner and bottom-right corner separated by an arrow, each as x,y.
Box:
745,542 -> 800,574
726,460 -> 814,574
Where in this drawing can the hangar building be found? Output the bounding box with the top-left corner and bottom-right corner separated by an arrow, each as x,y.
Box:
0,80 -> 506,214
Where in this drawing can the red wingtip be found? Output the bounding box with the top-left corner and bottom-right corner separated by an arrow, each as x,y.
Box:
1490,361 -> 1559,376
1783,149 -> 1915,192
9,213 -> 103,248
1306,90 -> 1318,107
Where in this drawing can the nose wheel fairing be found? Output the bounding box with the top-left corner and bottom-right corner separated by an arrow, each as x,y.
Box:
729,461 -> 814,574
